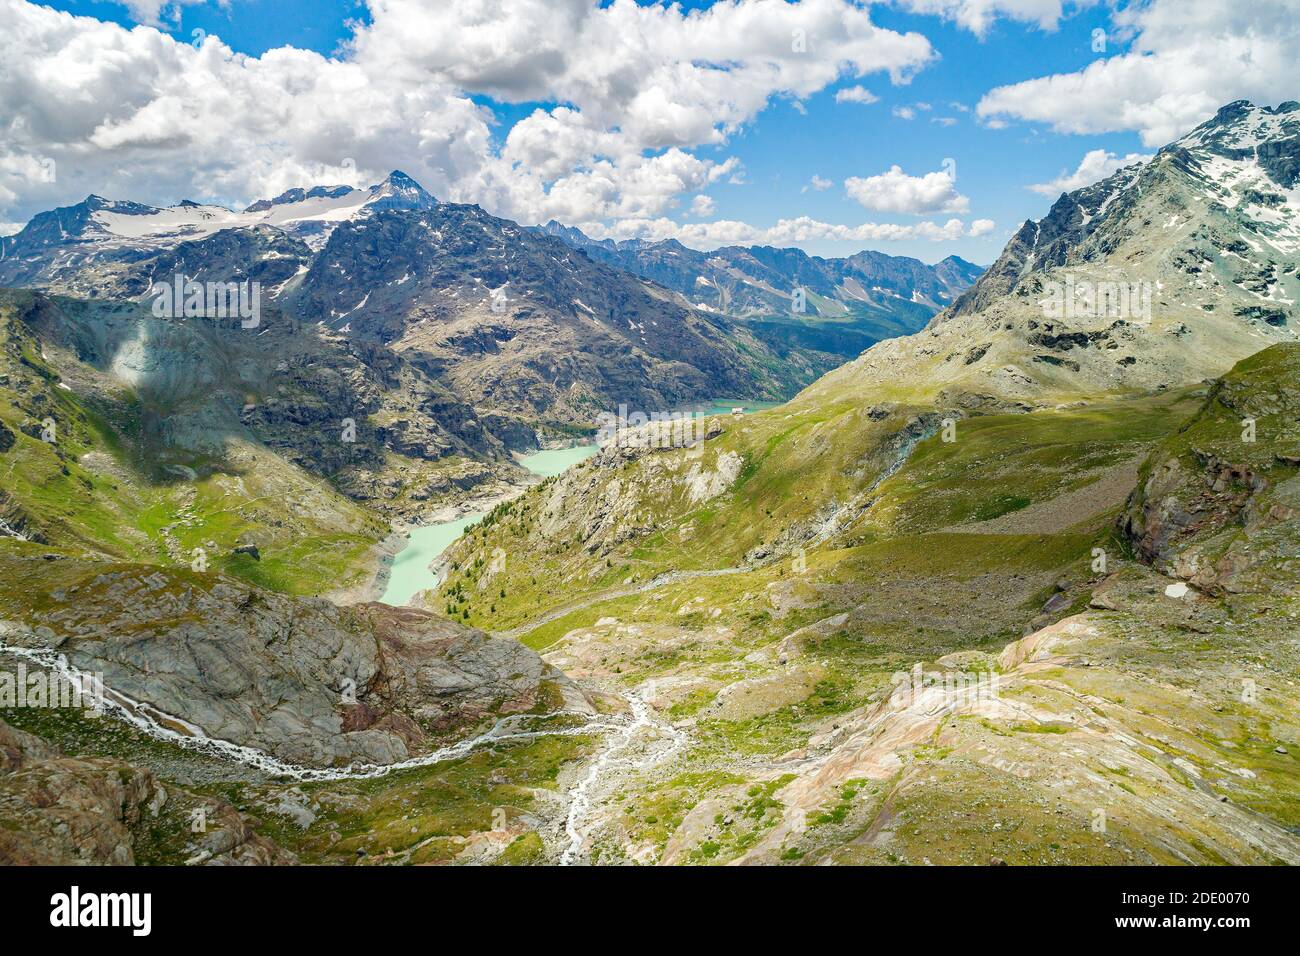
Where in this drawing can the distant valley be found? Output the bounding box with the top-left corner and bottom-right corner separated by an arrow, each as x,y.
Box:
536,219 -> 982,362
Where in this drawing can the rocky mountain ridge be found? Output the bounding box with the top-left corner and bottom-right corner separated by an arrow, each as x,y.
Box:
952,99 -> 1300,322
805,100 -> 1298,410
1,173 -> 839,456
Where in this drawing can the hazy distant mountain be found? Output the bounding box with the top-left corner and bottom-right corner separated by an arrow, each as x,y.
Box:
533,220 -> 983,344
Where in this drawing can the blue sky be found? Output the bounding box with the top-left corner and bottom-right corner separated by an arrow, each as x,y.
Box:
50,0 -> 369,56
10,1 -> 1296,264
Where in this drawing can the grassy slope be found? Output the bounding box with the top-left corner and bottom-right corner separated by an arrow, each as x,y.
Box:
429,345 -> 1299,864
436,381 -> 1200,636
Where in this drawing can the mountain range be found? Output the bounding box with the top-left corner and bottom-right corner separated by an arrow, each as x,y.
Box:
535,220 -> 982,357
0,169 -> 984,520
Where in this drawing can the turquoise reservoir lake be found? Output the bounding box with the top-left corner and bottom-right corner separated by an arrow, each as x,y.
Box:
378,445 -> 598,606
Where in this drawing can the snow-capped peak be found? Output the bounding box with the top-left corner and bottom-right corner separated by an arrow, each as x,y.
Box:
1173,100 -> 1300,156
364,170 -> 438,213
9,172 -> 442,251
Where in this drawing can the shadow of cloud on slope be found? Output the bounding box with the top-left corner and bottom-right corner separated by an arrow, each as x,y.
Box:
7,289 -> 319,487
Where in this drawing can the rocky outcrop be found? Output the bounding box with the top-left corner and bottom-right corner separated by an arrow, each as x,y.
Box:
0,718 -> 291,865
1121,344 -> 1300,593
476,417 -> 740,560
1123,453 -> 1266,566
5,559 -> 590,768
592,415 -> 724,465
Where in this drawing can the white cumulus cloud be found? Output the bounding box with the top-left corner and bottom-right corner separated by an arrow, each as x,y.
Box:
835,85 -> 879,104
689,194 -> 716,217
124,0 -> 215,29
844,165 -> 970,215
896,0 -> 1083,37
0,0 -> 939,238
977,0 -> 1300,146
1028,149 -> 1152,196
584,214 -> 989,249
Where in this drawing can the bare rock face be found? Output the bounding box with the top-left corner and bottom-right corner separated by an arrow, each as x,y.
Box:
1123,456 -> 1209,564
9,559 -> 590,768
353,603 -> 594,730
286,202 -> 801,423
6,289 -> 511,522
